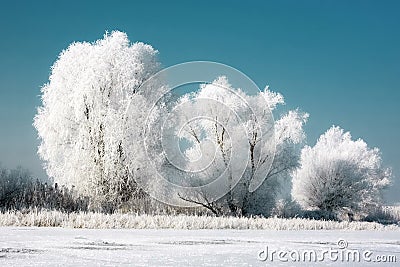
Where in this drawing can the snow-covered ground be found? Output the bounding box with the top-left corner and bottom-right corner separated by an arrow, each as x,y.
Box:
1,227 -> 399,266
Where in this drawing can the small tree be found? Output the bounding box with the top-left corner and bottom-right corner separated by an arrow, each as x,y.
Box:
292,126 -> 391,220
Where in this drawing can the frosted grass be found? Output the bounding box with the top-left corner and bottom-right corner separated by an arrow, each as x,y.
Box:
0,209 -> 398,230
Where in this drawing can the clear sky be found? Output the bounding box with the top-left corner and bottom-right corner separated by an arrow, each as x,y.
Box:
0,0 -> 399,203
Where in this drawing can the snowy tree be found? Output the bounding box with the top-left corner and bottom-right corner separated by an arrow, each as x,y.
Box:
168,77 -> 308,216
292,126 -> 392,220
34,31 -> 164,211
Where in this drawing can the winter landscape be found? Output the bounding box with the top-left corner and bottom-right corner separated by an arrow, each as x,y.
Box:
1,1 -> 400,266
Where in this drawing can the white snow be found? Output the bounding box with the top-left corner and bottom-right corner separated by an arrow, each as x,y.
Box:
1,227 -> 399,266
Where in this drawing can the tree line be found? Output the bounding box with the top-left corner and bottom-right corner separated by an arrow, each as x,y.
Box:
0,166 -> 88,212
23,31 -> 394,221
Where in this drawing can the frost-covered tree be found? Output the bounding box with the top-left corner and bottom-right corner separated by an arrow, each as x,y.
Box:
292,126 -> 392,220
169,77 -> 307,216
34,31 -> 164,211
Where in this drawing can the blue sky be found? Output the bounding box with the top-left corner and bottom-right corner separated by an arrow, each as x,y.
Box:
0,0 -> 399,202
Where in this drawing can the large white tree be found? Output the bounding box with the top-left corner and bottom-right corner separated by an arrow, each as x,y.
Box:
34,31 -> 164,211
292,126 -> 391,220
167,77 -> 308,216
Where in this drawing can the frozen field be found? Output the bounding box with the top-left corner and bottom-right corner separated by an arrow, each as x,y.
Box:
0,227 -> 399,266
